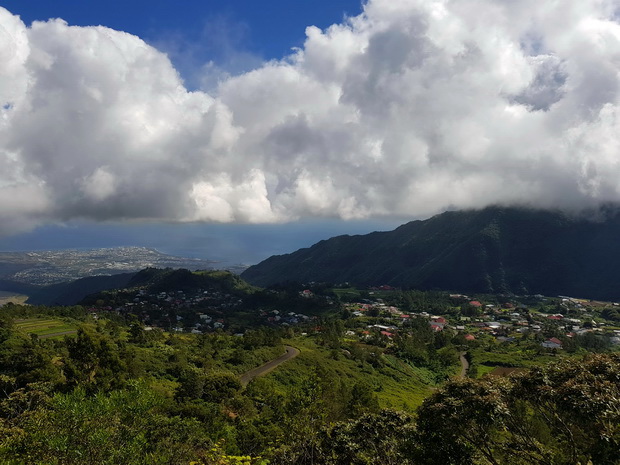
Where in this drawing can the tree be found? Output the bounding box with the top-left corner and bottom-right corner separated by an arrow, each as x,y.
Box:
202,371 -> 242,404
347,381 -> 379,418
272,409 -> 415,465
416,354 -> 620,465
0,314 -> 13,343
64,326 -> 125,390
0,383 -> 212,465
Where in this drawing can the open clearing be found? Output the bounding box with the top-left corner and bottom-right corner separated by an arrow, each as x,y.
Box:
0,291 -> 29,306
14,318 -> 78,338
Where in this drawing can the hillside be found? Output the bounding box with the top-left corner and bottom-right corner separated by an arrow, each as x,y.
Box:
0,268 -> 257,307
0,273 -> 138,306
26,272 -> 138,305
242,206 -> 620,300
82,268 -> 258,303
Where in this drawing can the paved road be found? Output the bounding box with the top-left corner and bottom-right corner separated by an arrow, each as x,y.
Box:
459,352 -> 470,378
240,345 -> 300,387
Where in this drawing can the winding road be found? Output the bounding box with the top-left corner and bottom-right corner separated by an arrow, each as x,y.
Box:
458,351 -> 470,378
239,345 -> 300,387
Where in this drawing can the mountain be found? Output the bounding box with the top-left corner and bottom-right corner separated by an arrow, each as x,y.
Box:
122,267 -> 257,295
25,272 -> 138,305
80,268 -> 258,305
241,206 -> 620,300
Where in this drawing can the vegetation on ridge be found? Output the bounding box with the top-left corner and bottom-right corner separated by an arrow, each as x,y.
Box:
242,206 -> 620,300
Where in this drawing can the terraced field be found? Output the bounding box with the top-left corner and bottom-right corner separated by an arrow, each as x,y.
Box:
14,318 -> 78,338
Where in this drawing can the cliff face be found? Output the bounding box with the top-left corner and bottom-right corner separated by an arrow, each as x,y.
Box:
242,206 -> 620,300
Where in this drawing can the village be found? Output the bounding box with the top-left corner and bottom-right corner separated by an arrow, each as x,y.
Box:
92,279 -> 620,355
335,292 -> 620,351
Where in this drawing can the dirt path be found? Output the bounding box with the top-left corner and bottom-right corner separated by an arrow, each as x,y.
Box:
459,352 -> 470,378
240,345 -> 300,387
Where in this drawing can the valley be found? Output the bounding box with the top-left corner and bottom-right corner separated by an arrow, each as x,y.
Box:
1,207 -> 620,464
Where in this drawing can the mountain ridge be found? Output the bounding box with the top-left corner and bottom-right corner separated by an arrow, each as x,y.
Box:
241,206 -> 620,300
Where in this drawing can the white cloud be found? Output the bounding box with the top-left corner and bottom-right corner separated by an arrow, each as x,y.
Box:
81,167 -> 117,202
0,0 -> 619,235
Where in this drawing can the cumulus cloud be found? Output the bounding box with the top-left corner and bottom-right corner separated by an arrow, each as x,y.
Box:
0,0 -> 619,235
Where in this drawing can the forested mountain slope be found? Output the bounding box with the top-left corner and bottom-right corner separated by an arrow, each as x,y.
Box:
242,206 -> 620,300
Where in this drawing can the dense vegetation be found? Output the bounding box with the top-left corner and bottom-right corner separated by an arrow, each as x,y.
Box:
1,301 -> 617,464
1,272 -> 619,464
242,205 -> 620,300
0,302 -> 439,464
280,353 -> 620,465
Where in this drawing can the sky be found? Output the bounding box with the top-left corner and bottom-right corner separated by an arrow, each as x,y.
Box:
0,0 -> 619,265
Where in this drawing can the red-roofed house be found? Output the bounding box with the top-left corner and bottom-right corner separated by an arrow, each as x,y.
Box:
464,334 -> 476,341
542,337 -> 563,349
469,301 -> 482,308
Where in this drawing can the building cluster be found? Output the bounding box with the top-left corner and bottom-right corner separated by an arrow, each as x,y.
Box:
342,294 -> 620,349
90,287 -> 244,332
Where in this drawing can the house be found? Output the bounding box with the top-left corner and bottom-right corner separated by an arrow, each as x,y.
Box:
542,337 -> 563,349
464,334 -> 476,341
488,367 -> 527,377
378,285 -> 396,291
469,301 -> 483,308
373,324 -> 392,330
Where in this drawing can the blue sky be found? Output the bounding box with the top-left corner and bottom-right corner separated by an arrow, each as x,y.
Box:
0,1 -> 618,266
3,0 -> 364,86
3,0 -> 363,53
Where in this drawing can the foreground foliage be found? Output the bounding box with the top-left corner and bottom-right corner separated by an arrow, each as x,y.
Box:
275,354 -> 620,465
0,301 -> 618,464
416,353 -> 620,465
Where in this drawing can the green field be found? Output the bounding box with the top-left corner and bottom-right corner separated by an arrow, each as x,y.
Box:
14,318 -> 78,338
